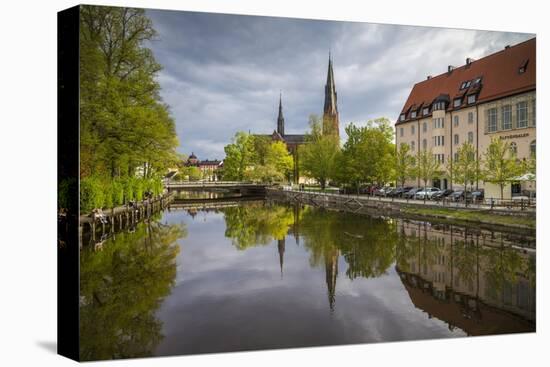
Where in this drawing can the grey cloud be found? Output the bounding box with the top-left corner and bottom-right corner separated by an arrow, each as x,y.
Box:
145,8 -> 533,159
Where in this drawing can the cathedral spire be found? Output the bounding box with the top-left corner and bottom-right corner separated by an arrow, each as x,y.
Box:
323,52 -> 339,137
277,91 -> 285,136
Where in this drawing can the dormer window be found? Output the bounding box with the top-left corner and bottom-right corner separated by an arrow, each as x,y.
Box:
433,101 -> 446,111
411,111 -> 417,118
519,59 -> 529,74
473,77 -> 482,85
460,82 -> 467,90
453,98 -> 462,108
467,94 -> 476,104
399,114 -> 405,121
423,107 -> 429,116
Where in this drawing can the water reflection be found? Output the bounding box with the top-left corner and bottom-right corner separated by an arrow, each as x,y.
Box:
79,201 -> 535,360
222,203 -> 535,330
79,218 -> 186,361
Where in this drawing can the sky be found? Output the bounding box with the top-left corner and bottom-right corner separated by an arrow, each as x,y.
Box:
145,9 -> 534,160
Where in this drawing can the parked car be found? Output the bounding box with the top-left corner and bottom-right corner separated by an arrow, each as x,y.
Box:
449,190 -> 472,201
471,190 -> 484,202
374,186 -> 395,196
414,187 -> 441,200
432,189 -> 454,200
389,186 -> 413,197
403,188 -> 421,199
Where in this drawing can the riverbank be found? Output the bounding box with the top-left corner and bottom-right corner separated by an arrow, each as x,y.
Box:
267,188 -> 535,233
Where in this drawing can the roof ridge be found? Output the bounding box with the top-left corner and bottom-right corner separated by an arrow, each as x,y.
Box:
413,37 -> 535,87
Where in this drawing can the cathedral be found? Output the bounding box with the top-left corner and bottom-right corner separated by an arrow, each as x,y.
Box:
262,53 -> 340,183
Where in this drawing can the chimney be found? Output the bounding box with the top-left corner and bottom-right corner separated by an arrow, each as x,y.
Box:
466,57 -> 474,65
427,75 -> 432,80
505,45 -> 510,49
448,65 -> 455,72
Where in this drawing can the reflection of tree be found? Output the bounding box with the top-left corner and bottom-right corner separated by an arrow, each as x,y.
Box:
79,220 -> 185,361
223,202 -> 295,250
483,244 -> 525,300
299,208 -> 397,279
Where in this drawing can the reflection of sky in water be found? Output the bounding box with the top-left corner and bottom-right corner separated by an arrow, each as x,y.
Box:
154,209 -> 467,356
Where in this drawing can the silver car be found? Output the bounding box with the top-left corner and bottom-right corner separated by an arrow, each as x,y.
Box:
414,187 -> 441,200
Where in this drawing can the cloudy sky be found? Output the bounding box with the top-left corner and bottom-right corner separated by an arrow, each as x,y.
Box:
145,9 -> 533,160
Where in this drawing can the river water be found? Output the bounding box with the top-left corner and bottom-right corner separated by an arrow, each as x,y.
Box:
79,200 -> 536,360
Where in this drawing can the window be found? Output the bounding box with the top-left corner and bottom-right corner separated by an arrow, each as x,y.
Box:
423,122 -> 427,132
510,142 -> 517,155
434,101 -> 446,110
518,60 -> 528,74
433,117 -> 445,129
400,114 -> 405,121
423,138 -> 427,150
473,77 -> 482,85
434,136 -> 445,147
400,127 -> 404,137
468,131 -> 474,143
487,107 -> 497,132
465,80 -> 471,88
517,101 -> 528,128
467,94 -> 476,104
454,152 -> 459,161
468,112 -> 474,124
411,125 -> 415,135
453,98 -> 462,108
454,134 -> 459,145
423,107 -> 430,116
411,141 -> 415,151
530,140 -> 536,157
411,111 -> 417,118
502,105 -> 512,130
453,115 -> 459,127
460,82 -> 467,90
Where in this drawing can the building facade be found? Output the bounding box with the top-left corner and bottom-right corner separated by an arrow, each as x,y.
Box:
185,153 -> 223,181
395,38 -> 536,197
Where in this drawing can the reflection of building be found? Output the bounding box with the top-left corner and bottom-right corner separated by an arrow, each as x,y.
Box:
395,38 -> 536,197
395,219 -> 535,334
277,238 -> 285,278
325,249 -> 339,311
185,153 -> 223,181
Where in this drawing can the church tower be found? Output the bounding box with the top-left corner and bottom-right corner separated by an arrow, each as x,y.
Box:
323,53 -> 340,138
277,92 -> 285,136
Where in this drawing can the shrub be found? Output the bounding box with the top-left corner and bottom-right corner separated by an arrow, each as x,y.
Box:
112,179 -> 124,206
80,176 -> 104,212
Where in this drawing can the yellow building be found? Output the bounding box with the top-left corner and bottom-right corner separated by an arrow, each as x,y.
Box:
395,38 -> 536,198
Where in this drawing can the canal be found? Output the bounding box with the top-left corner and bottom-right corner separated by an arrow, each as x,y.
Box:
79,199 -> 536,360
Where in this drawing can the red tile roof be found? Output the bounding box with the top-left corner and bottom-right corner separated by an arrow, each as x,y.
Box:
397,37 -> 536,125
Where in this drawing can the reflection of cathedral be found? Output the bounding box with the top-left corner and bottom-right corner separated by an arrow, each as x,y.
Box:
325,249 -> 339,311
395,220 -> 535,334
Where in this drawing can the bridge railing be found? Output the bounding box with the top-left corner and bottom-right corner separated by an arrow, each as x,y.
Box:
166,180 -> 261,187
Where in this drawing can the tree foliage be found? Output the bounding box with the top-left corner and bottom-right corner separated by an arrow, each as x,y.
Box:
78,6 -> 179,211
300,115 -> 341,189
222,132 -> 293,182
482,137 -> 521,199
447,142 -> 480,193
413,149 -> 441,193
395,143 -> 415,188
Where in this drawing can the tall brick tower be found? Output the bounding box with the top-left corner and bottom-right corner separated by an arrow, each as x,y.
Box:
323,52 -> 340,137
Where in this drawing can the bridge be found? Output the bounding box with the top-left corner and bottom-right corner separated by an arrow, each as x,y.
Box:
165,181 -> 268,195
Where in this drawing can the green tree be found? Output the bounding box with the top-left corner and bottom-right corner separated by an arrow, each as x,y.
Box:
338,118 -> 395,190
482,137 -> 521,199
222,132 -> 255,180
300,115 -> 340,190
414,149 -> 441,200
395,143 -> 415,188
448,142 -> 480,194
246,138 -> 293,183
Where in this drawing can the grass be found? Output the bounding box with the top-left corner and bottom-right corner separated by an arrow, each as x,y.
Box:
402,206 -> 536,229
